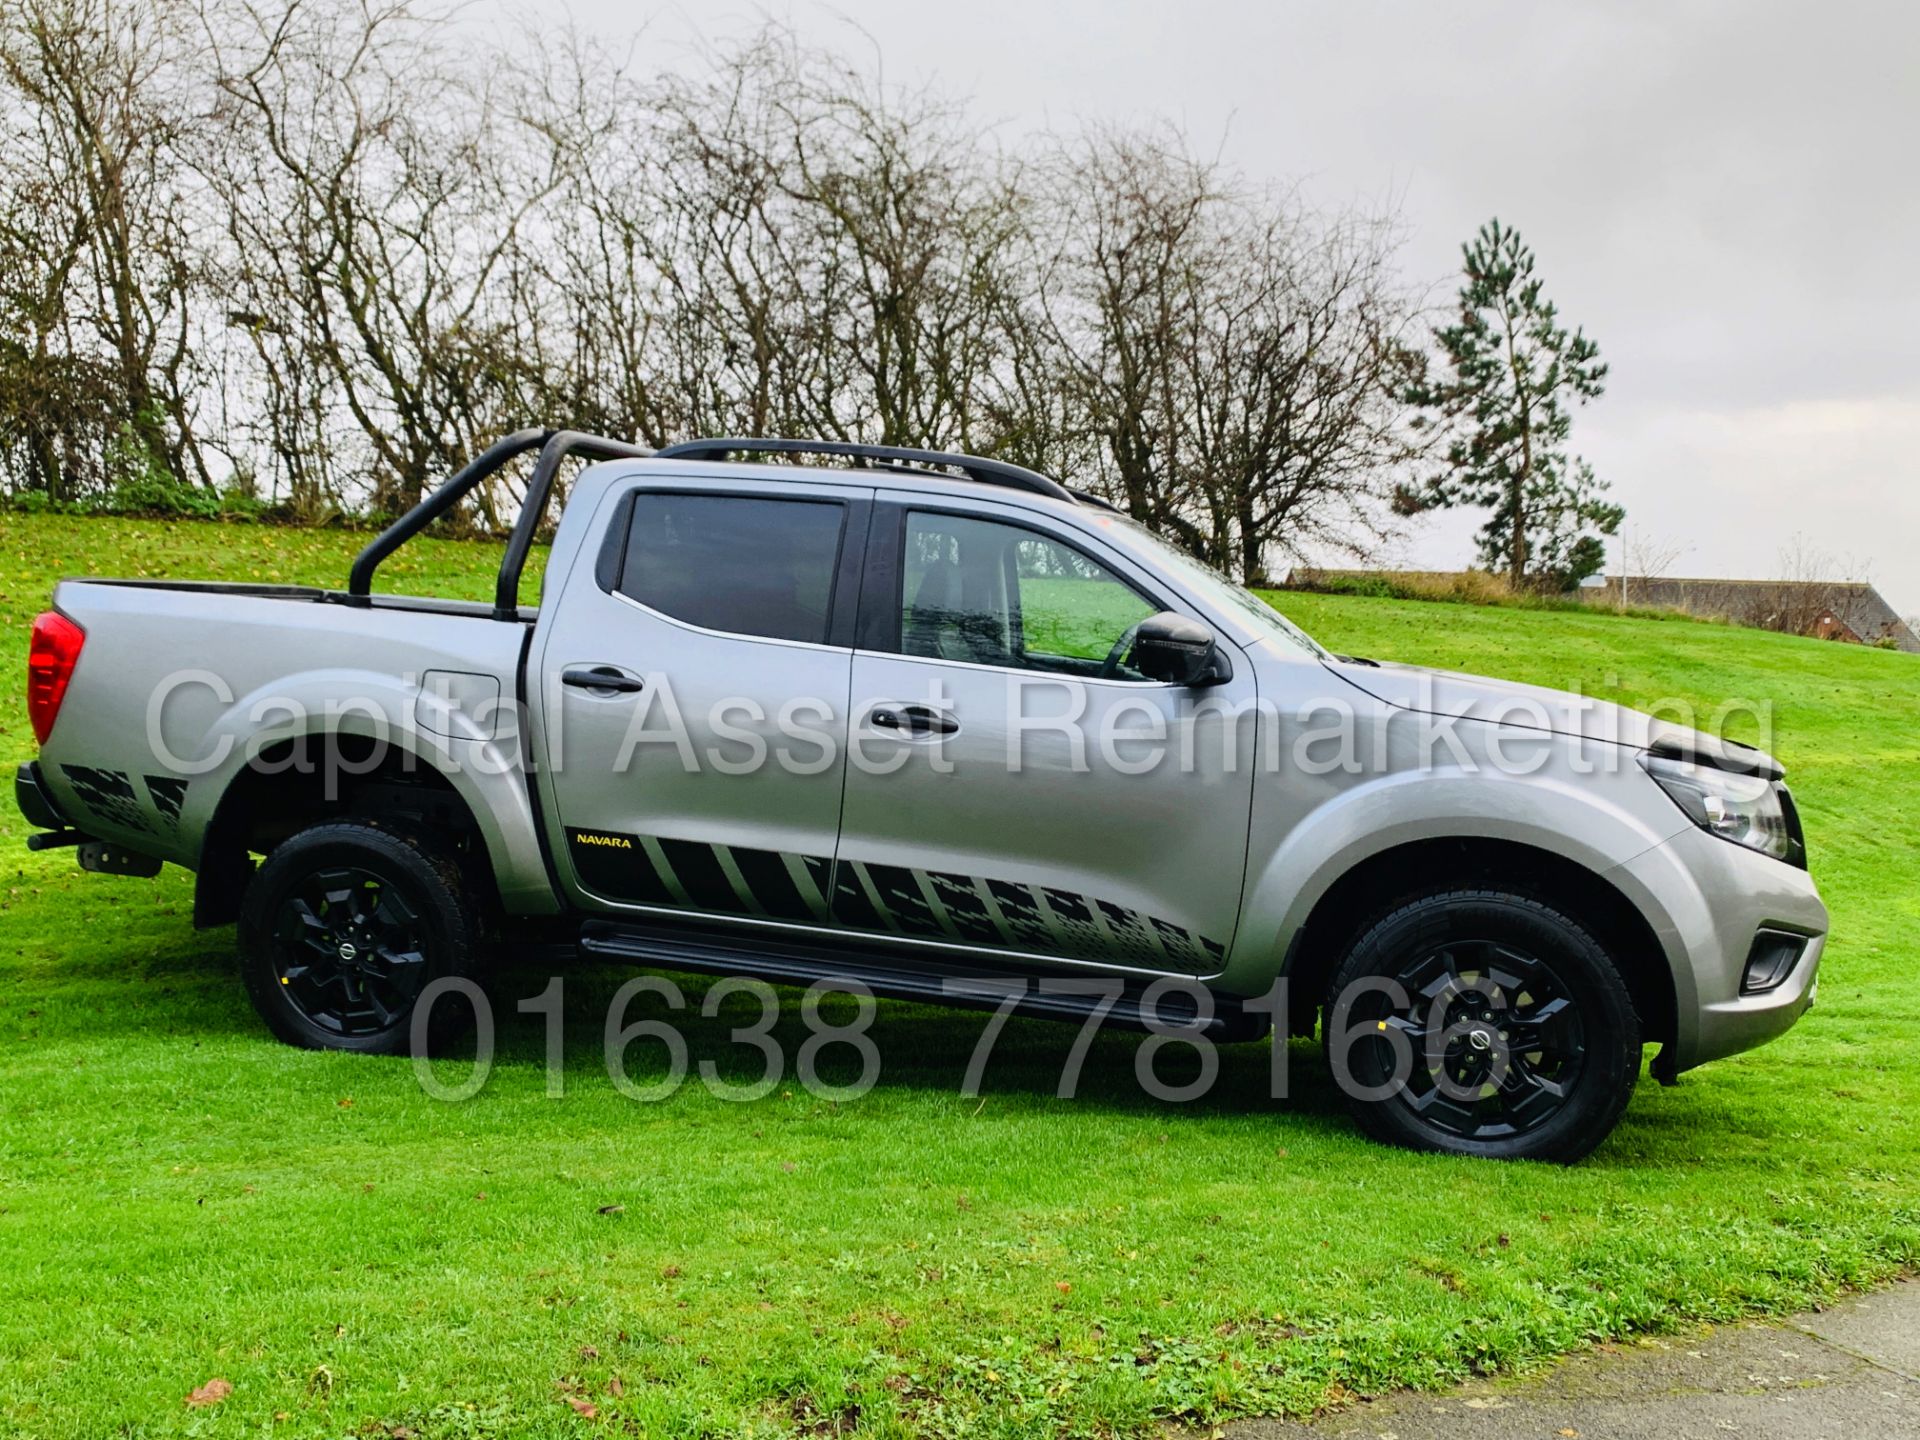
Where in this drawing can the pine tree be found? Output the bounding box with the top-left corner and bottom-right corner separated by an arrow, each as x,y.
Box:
1398,219 -> 1621,589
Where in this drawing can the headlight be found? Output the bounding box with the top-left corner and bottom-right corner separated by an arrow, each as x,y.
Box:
1640,753 -> 1798,863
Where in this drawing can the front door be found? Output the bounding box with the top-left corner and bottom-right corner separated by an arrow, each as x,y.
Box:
831,500 -> 1258,976
532,478 -> 870,925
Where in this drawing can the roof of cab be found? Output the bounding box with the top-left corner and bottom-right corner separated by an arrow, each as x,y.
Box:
646,437 -> 1115,514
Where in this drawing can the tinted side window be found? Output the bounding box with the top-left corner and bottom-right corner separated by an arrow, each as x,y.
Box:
1011,534 -> 1157,665
617,494 -> 845,644
900,511 -> 1158,678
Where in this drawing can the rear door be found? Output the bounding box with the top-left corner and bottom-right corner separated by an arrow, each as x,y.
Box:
830,497 -> 1258,976
531,476 -> 870,925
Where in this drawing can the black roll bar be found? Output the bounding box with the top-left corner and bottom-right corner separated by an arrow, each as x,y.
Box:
343,428 -> 651,620
492,431 -> 653,619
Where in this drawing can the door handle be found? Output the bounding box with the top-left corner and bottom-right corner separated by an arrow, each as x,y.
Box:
562,666 -> 644,694
870,703 -> 959,737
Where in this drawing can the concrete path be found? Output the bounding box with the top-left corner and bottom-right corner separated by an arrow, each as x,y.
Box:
1228,1277 -> 1919,1440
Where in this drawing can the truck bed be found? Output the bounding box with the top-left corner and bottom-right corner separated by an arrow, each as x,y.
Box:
33,577 -> 551,907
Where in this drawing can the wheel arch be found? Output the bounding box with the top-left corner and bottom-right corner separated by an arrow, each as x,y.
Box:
1277,836 -> 1678,1059
195,733 -> 505,929
174,665 -> 559,926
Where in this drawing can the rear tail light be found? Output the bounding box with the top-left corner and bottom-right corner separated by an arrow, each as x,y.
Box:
27,611 -> 85,745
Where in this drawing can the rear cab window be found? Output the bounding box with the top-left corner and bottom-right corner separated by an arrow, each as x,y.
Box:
605,493 -> 848,644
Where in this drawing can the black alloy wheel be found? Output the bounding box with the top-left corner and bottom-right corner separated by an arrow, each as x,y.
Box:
1325,889 -> 1641,1162
239,822 -> 479,1054
273,864 -> 431,1037
1348,937 -> 1588,1142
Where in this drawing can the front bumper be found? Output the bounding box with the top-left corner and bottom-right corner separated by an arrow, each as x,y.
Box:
1608,822 -> 1827,1074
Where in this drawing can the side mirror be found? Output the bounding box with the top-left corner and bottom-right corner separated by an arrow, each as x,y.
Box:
1131,611 -> 1232,686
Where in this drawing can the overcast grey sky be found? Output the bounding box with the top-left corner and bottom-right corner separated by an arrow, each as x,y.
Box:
554,0 -> 1920,616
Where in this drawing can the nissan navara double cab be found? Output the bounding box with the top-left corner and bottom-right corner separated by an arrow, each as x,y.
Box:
17,433 -> 1827,1160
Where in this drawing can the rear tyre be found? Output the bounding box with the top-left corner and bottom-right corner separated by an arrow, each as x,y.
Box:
1322,889 -> 1641,1163
238,821 -> 479,1054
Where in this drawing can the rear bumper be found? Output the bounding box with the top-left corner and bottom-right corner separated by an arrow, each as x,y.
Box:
15,762 -> 69,831
1608,824 -> 1828,1074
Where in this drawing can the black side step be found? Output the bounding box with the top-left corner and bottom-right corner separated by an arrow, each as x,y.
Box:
577,919 -> 1268,1042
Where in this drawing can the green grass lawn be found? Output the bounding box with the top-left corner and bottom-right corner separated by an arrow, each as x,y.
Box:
1,512 -> 1916,1439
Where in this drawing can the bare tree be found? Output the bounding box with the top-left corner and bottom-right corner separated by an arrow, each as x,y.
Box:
0,0 -> 1425,578
1615,528 -> 1686,608
1038,128 -> 1217,554
593,29 -> 1034,450
1038,126 -> 1418,580
779,45 -> 1030,450
1736,534 -> 1875,639
505,27 -> 672,450
1190,207 -> 1423,583
0,0 -> 209,499
197,0 -> 564,518
0,140 -> 120,498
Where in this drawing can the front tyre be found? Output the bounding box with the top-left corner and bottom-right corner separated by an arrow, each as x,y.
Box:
238,822 -> 479,1054
1323,889 -> 1641,1162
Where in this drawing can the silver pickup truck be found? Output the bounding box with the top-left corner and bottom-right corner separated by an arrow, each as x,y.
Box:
17,432 -> 1827,1160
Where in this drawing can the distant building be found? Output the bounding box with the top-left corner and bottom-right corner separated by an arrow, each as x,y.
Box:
1586,577 -> 1920,654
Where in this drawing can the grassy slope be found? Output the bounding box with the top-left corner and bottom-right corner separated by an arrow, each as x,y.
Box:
0,512 -> 1915,1439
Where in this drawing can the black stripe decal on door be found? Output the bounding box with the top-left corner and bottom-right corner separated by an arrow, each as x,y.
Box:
656,838 -> 746,913
563,830 -> 1227,974
726,845 -> 821,923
